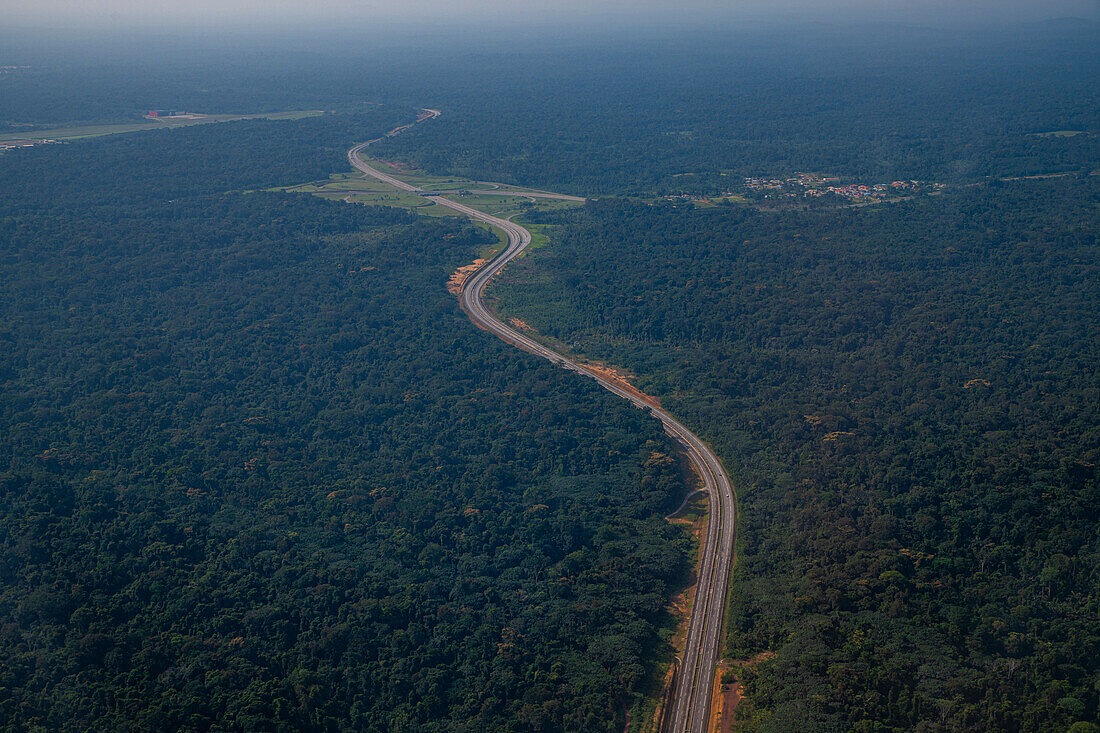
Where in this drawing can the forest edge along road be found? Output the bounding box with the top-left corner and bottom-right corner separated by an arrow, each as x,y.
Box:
348,110 -> 737,733
347,109 -> 737,733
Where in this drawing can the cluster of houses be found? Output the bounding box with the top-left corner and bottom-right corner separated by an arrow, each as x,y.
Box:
653,172 -> 945,207
744,173 -> 841,191
0,138 -> 56,150
742,173 -> 943,200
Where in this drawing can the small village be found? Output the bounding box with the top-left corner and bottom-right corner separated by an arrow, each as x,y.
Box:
0,138 -> 57,150
740,172 -> 945,200
658,171 -> 947,207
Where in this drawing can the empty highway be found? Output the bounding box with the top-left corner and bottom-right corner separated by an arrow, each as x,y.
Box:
347,112 -> 737,733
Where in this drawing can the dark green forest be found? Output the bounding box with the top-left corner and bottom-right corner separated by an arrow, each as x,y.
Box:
492,178 -> 1099,731
4,23 -> 1097,196
1,16 -> 1098,733
0,119 -> 690,731
368,26 -> 1099,195
4,105 -> 416,204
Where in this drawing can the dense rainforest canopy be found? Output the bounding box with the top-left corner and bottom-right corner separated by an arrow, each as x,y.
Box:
0,117 -> 690,731
492,178 -> 1099,731
1,16 -> 1097,733
367,25 -> 1099,195
3,23 -> 1097,196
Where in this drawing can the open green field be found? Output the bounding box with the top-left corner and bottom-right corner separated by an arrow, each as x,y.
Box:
274,156 -> 586,263
281,163 -> 584,238
1029,129 -> 1088,138
0,110 -> 324,142
669,494 -> 708,526
366,159 -> 567,196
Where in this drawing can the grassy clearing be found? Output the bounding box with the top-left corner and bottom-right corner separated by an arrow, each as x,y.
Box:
670,494 -> 709,526
253,110 -> 324,121
278,154 -> 583,272
478,224 -> 509,258
523,223 -> 551,252
1029,130 -> 1087,138
290,157 -> 582,239
0,110 -> 324,142
360,159 -> 575,197
343,191 -> 454,216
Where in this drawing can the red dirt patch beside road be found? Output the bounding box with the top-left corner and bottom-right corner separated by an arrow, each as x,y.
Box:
447,259 -> 489,294
712,652 -> 776,732
575,362 -> 661,409
508,317 -> 536,333
375,158 -> 415,172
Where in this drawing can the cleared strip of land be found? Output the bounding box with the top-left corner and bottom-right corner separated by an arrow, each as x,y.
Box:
0,110 -> 323,142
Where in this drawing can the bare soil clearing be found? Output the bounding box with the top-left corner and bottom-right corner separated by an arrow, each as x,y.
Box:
711,653 -> 776,733
447,259 -> 489,294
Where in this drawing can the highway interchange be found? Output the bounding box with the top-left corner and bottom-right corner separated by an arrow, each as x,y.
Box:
347,113 -> 737,733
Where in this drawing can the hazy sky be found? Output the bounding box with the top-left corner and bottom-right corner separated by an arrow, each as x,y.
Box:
4,0 -> 1098,31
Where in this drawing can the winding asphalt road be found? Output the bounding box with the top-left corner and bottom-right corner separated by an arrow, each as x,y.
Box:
347,111 -> 736,733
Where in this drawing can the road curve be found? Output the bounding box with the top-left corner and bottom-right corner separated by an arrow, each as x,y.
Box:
347,113 -> 736,733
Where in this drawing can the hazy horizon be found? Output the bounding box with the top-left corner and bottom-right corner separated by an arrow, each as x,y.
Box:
4,0 -> 1099,34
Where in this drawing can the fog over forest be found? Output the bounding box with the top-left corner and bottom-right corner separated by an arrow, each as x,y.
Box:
4,0 -> 1098,33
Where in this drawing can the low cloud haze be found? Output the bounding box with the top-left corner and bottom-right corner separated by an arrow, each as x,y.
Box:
4,0 -> 1098,32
